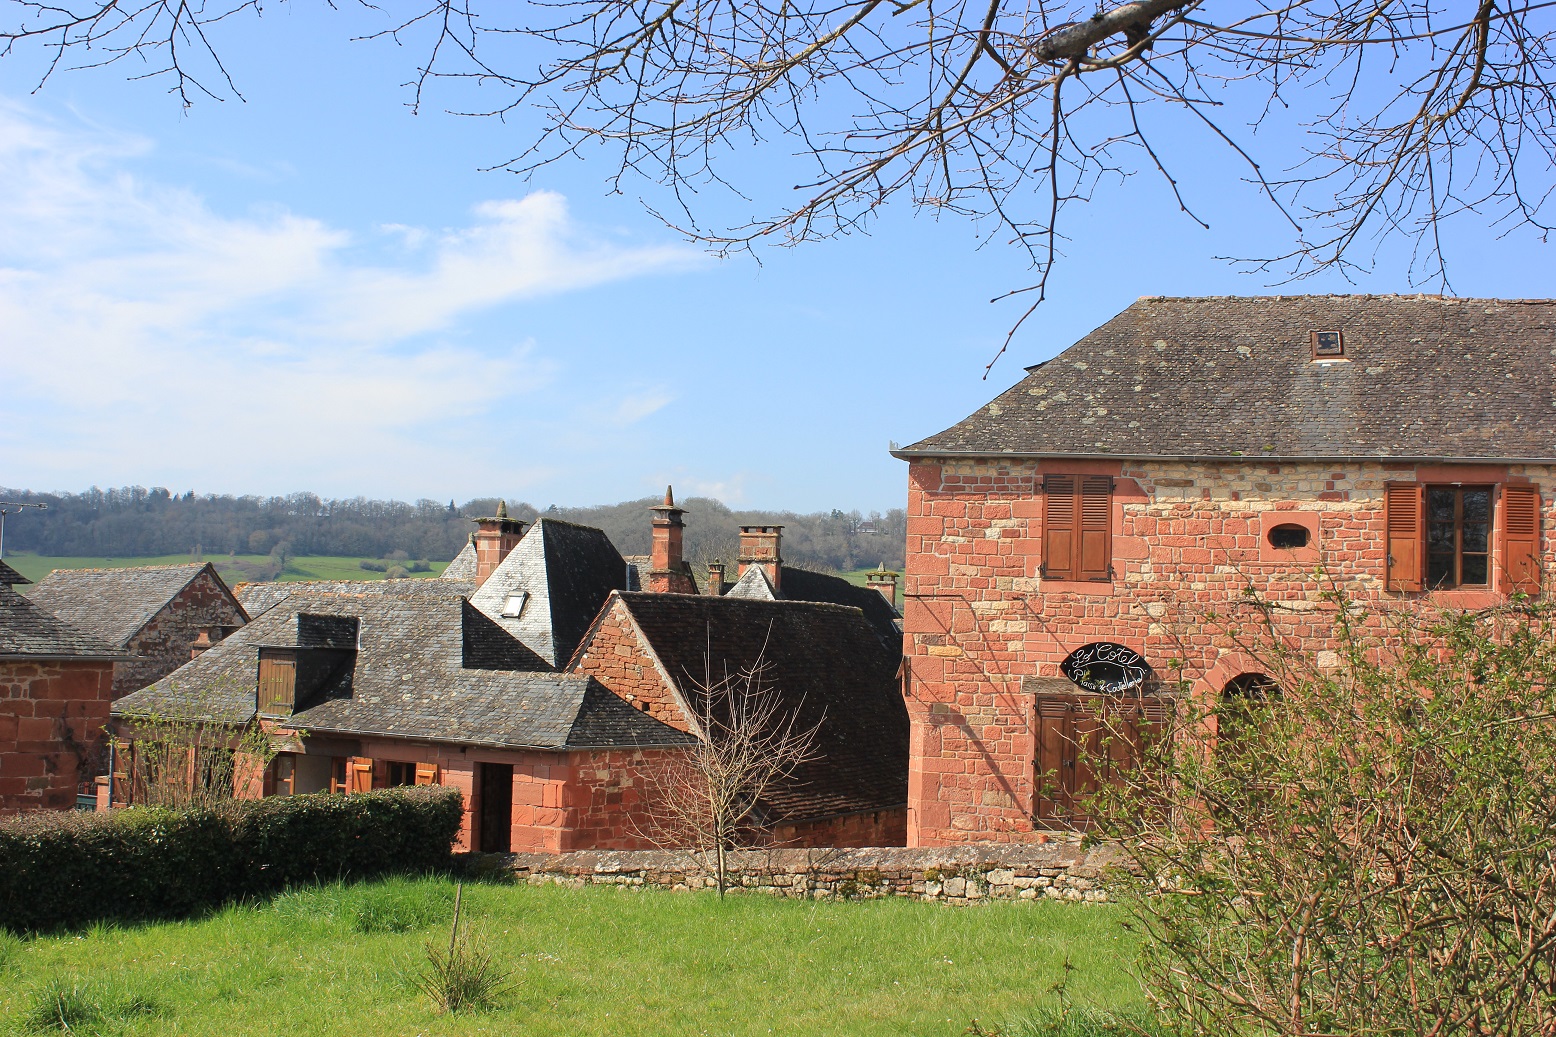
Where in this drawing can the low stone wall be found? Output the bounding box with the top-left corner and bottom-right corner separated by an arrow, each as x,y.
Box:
481,843 -> 1132,903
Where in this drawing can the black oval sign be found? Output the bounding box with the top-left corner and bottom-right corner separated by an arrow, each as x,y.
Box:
1060,642 -> 1152,694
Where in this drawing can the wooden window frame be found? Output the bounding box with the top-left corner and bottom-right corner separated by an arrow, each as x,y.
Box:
1041,475 -> 1114,583
1424,484 -> 1495,590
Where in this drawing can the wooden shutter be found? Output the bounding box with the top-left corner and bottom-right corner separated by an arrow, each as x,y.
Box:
257,650 -> 296,714
1043,476 -> 1078,580
414,762 -> 440,786
1384,482 -> 1424,592
1078,476 -> 1113,581
1503,484 -> 1542,596
348,756 -> 374,793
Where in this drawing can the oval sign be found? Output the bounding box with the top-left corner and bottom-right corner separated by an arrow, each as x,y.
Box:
1060,642 -> 1152,694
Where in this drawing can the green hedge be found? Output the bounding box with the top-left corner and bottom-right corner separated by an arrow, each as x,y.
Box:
0,787 -> 463,932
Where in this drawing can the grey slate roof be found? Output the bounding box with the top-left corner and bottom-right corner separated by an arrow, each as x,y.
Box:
235,577 -> 475,620
0,583 -> 123,660
607,592 -> 909,823
0,561 -> 30,586
28,563 -> 242,648
113,581 -> 676,749
726,564 -> 901,648
442,542 -> 478,581
898,295 -> 1556,461
470,519 -> 629,668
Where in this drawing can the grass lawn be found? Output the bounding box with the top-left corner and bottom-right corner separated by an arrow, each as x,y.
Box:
3,554 -> 447,590
0,877 -> 1145,1036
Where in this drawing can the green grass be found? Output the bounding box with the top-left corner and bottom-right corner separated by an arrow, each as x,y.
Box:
0,877 -> 1146,1036
4,553 -> 447,589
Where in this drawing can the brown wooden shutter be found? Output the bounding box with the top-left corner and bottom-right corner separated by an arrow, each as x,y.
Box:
1503,484 -> 1542,596
414,762 -> 440,786
1385,482 -> 1424,592
1043,476 -> 1078,580
1078,476 -> 1113,581
348,756 -> 374,793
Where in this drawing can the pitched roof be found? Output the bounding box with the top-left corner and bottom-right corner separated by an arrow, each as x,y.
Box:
0,561 -> 31,586
442,541 -> 478,580
609,592 -> 909,822
898,295 -> 1556,461
26,563 -> 244,648
112,582 -> 676,750
726,565 -> 901,647
235,577 -> 475,620
0,583 -> 123,660
469,519 -> 628,668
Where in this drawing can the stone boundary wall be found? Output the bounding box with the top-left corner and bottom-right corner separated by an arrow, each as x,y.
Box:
482,843 -> 1131,903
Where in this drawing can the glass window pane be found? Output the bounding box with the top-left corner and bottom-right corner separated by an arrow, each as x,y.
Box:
1463,490 -> 1491,521
1462,555 -> 1489,585
1428,554 -> 1455,588
1462,523 -> 1489,553
1428,489 -> 1457,521
1428,524 -> 1456,551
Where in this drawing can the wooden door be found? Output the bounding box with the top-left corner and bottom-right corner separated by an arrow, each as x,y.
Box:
478,763 -> 513,854
1034,695 -> 1168,827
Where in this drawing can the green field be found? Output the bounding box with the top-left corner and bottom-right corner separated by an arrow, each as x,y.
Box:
0,877 -> 1146,1036
3,554 -> 448,591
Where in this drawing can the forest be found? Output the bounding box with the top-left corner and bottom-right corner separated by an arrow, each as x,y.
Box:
0,486 -> 906,573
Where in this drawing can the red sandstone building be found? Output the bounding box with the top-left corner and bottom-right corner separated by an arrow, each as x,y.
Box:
112,497 -> 907,852
0,561 -> 122,814
893,295 -> 1555,845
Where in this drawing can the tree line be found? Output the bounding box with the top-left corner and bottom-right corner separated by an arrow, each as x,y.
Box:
0,486 -> 905,573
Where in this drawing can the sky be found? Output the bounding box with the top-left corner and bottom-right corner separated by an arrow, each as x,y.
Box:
1,5 -> 1551,515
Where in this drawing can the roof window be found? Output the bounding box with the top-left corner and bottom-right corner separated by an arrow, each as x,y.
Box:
501,591 -> 529,618
1311,330 -> 1345,359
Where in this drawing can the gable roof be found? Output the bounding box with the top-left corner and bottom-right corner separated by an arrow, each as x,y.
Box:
113,581 -> 678,750
0,582 -> 123,660
605,592 -> 909,823
725,564 -> 901,647
898,295 -> 1556,461
27,563 -> 244,648
235,577 -> 475,620
469,518 -> 628,668
442,541 -> 478,580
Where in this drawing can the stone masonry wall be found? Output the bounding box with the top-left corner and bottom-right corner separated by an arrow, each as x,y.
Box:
569,599 -> 691,732
492,842 -> 1125,903
904,458 -> 1556,845
116,570 -> 247,698
0,659 -> 116,814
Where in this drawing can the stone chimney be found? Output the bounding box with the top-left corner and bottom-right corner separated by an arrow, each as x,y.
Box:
648,487 -> 698,594
473,500 -> 527,587
865,566 -> 899,608
738,525 -> 783,592
705,560 -> 726,597
190,627 -> 216,659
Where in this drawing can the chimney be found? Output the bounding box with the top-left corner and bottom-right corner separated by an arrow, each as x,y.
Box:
190,627 -> 216,659
865,565 -> 899,608
705,560 -> 726,597
648,487 -> 698,594
473,500 -> 527,587
738,525 -> 783,592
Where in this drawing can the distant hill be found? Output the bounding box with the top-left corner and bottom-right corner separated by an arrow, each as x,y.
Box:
0,487 -> 905,573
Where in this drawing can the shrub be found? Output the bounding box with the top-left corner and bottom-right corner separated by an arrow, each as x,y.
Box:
384,565 -> 410,579
358,560 -> 387,572
0,787 -> 463,933
412,883 -> 509,1014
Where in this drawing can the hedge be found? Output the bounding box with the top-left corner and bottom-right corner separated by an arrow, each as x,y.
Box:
0,787 -> 463,932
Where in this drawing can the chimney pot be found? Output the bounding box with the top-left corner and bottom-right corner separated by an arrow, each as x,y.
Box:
472,499 -> 528,587
865,565 -> 899,608
647,486 -> 698,594
705,560 -> 725,596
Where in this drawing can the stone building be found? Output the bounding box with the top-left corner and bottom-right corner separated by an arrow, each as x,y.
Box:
0,561 -> 121,814
28,563 -> 248,697
892,295 -> 1556,845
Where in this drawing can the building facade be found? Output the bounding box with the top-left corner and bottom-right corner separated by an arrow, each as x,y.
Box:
894,295 -> 1556,845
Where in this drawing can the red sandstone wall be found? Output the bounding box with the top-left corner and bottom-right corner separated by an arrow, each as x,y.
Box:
115,570 -> 247,697
903,458 -> 1556,846
569,600 -> 691,732
0,660 -> 115,814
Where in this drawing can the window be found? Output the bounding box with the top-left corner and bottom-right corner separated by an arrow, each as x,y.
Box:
257,649 -> 297,715
1311,330 -> 1345,358
1267,523 -> 1310,550
1426,486 -> 1493,588
501,591 -> 529,618
386,761 -> 417,787
1042,475 -> 1112,582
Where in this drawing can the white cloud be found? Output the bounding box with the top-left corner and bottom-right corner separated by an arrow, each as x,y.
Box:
0,101 -> 700,494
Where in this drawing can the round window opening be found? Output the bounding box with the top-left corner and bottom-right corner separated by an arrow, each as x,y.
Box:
1268,523 -> 1311,550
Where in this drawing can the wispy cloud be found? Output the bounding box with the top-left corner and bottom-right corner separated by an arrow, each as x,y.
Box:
0,101 -> 700,494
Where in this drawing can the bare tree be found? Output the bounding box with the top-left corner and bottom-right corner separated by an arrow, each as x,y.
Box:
6,1 -> 1553,357
639,640 -> 821,897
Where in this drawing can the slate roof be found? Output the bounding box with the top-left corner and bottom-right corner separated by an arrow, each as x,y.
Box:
442,542 -> 478,581
726,564 -> 901,647
235,577 -> 475,620
112,582 -> 675,749
0,582 -> 123,660
608,592 -> 909,823
470,519 -> 629,668
28,563 -> 243,648
898,295 -> 1556,461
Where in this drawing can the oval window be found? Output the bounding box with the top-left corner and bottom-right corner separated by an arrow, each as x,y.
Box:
1267,523 -> 1310,550
1060,642 -> 1153,694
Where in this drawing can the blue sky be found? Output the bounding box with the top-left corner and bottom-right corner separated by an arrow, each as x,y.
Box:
1,6 -> 1551,514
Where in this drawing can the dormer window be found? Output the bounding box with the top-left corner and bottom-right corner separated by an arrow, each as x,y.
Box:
501,591 -> 529,618
257,648 -> 297,715
1311,330 -> 1345,359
